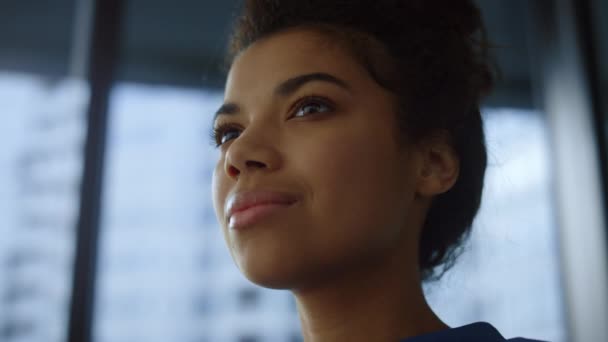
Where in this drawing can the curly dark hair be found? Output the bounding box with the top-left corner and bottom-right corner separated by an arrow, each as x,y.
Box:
225,0 -> 496,283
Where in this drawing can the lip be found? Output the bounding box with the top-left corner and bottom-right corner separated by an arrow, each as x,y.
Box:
225,190 -> 299,229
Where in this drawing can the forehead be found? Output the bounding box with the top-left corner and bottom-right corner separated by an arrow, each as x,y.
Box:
224,28 -> 368,97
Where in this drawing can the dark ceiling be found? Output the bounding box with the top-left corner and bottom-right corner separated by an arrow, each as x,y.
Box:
1,0 -> 604,109
117,0 -> 535,107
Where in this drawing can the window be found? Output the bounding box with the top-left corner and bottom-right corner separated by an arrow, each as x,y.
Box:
0,74 -> 88,342
3,1 -> 606,342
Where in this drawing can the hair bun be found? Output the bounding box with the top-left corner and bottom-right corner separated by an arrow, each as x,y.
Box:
445,0 -> 483,36
401,0 -> 483,36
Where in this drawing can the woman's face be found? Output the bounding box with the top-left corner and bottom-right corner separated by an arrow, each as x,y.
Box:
211,28 -> 424,289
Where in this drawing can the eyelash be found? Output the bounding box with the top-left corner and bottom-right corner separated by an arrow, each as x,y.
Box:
208,95 -> 334,148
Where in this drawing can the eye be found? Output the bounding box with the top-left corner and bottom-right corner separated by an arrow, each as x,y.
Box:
209,96 -> 334,148
292,96 -> 333,118
210,123 -> 241,148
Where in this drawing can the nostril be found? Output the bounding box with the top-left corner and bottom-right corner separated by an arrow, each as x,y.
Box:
245,160 -> 265,169
227,160 -> 267,178
228,165 -> 240,177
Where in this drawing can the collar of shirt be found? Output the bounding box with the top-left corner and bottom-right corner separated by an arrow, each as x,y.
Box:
399,322 -> 506,342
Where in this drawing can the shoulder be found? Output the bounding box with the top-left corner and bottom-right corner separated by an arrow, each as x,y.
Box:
399,322 -> 549,342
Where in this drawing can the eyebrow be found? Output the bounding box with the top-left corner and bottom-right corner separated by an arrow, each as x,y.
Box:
212,72 -> 351,124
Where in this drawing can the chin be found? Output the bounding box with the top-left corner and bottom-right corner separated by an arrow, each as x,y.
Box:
237,247 -> 333,290
236,254 -> 301,289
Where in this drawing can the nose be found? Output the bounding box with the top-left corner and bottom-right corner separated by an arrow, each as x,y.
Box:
223,128 -> 281,179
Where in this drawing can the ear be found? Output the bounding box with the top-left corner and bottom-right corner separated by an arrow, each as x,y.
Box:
414,132 -> 460,198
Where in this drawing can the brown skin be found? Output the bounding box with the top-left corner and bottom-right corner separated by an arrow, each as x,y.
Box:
211,28 -> 459,342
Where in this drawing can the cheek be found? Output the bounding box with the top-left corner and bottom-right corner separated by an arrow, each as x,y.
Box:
296,124 -> 406,252
314,127 -> 400,203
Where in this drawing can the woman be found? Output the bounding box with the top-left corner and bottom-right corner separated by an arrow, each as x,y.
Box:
210,1 -> 545,341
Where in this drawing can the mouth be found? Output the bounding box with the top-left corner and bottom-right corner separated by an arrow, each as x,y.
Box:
228,201 -> 298,230
224,188 -> 300,231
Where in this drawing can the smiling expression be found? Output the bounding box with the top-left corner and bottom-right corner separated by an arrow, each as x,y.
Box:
211,28 -> 426,290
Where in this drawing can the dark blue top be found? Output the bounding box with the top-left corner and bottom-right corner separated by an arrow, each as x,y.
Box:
399,322 -> 548,342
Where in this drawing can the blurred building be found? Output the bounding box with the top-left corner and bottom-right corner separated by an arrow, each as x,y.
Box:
0,75 -> 87,342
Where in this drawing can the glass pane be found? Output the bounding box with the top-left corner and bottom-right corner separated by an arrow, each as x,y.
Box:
95,83 -> 566,342
0,72 -> 88,342
424,108 -> 567,342
94,2 -> 566,341
0,2 -> 85,341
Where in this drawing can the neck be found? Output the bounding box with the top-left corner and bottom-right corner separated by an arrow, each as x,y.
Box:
292,247 -> 449,342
